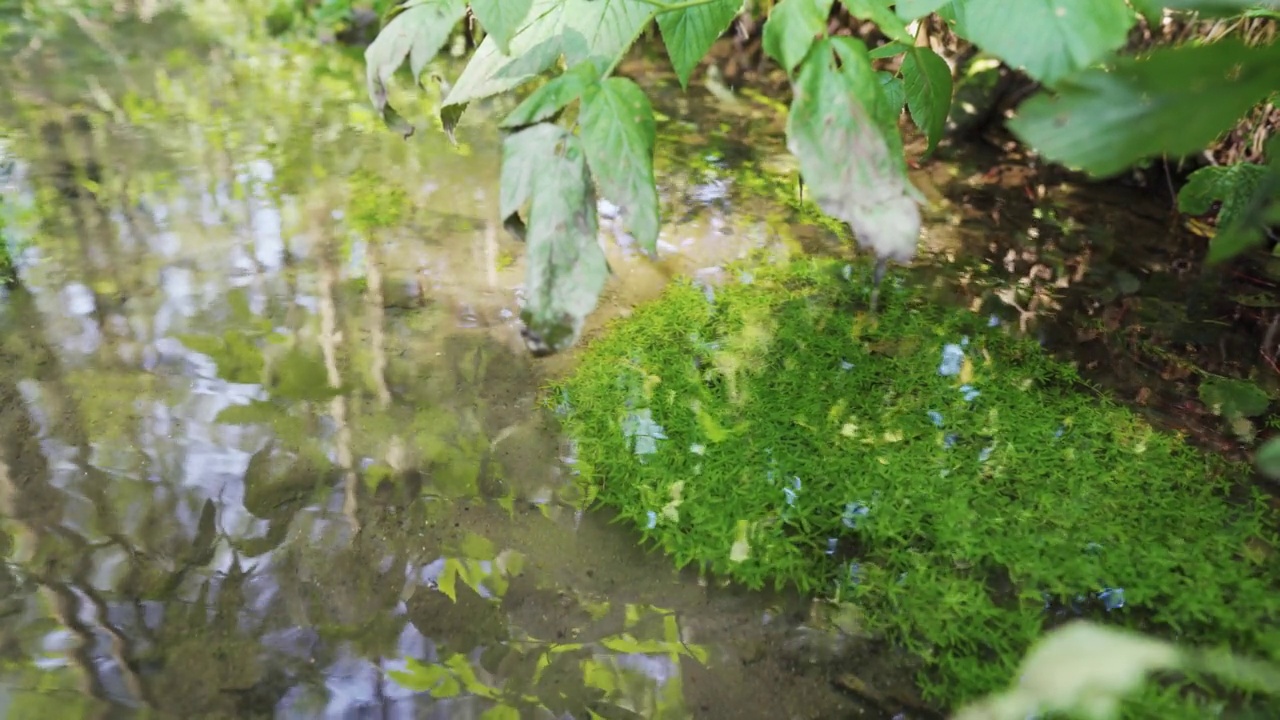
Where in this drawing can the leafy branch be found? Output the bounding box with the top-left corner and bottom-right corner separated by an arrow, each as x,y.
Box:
363,0 -> 1280,355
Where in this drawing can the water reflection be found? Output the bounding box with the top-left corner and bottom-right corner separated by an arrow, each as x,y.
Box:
0,6 -> 857,720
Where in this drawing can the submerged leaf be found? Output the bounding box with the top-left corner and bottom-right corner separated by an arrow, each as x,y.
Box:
786,37 -> 921,264
580,77 -> 660,253
364,0 -> 468,136
501,124 -> 610,356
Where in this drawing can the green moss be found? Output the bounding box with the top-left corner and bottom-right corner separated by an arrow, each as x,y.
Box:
550,257 -> 1280,713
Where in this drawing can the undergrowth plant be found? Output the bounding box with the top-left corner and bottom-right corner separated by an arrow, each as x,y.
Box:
549,256 -> 1280,714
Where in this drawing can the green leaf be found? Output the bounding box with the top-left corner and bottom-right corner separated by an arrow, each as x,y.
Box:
786,37 -> 921,264
950,0 -> 1134,86
1161,0 -> 1280,16
500,60 -> 603,129
1008,41 -> 1280,178
364,0 -> 469,136
762,0 -> 835,75
1129,0 -> 1164,23
868,41 -> 909,59
878,70 -> 905,116
1199,377 -> 1272,420
1179,162 -> 1267,224
469,0 -> 534,55
269,347 -> 344,402
895,0 -> 948,20
657,0 -> 743,88
580,77 -> 660,254
442,0 -> 655,134
1258,438 -> 1280,480
900,46 -> 952,156
502,124 -> 610,356
840,0 -> 912,43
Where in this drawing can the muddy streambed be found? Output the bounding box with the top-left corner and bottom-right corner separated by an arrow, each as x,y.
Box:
1,7 -> 1276,720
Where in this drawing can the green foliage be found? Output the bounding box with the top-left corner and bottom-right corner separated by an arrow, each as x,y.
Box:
1178,136 -> 1280,263
1260,437 -> 1280,479
363,0 -> 1280,354
550,257 -> 1280,710
1198,376 -> 1273,419
1009,40 -> 1280,179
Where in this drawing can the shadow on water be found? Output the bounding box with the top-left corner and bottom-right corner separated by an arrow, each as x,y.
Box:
0,5 -> 878,720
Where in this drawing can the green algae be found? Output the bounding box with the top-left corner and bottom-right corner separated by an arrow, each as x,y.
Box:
550,256 -> 1280,713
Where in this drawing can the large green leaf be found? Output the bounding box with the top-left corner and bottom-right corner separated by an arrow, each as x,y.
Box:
468,0 -> 534,55
1191,142 -> 1280,263
442,0 -> 655,134
786,37 -> 921,264
580,77 -> 660,254
901,45 -> 952,156
1179,163 -> 1268,226
1009,40 -> 1280,178
762,0 -> 836,75
364,0 -> 469,136
950,0 -> 1134,86
840,0 -> 912,43
657,0 -> 742,88
501,124 -> 610,356
500,60 -> 604,129
895,0 -> 948,19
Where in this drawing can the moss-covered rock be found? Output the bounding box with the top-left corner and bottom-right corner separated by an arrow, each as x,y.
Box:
550,257 -> 1280,714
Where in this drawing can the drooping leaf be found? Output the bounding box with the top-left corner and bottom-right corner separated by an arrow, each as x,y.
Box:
657,0 -> 743,88
762,0 -> 836,75
950,0 -> 1134,86
500,60 -> 604,129
900,45 -> 952,156
1199,377 -> 1272,420
1259,438 -> 1280,480
895,0 -> 948,19
786,37 -> 921,264
502,124 -> 610,356
580,77 -> 660,254
1009,40 -> 1280,178
469,0 -> 534,55
840,0 -> 912,43
364,0 -> 469,136
442,0 -> 655,135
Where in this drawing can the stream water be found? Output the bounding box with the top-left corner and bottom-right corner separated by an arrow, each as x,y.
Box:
0,6 -> 877,720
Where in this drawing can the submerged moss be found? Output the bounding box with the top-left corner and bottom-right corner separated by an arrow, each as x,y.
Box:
550,257 -> 1280,713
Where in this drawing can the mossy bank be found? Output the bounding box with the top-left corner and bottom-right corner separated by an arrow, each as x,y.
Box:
549,257 -> 1280,716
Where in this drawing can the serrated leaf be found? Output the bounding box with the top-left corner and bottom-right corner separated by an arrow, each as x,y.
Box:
442,0 -> 655,134
580,77 -> 660,253
762,0 -> 835,75
840,0 -> 911,43
1178,163 -> 1267,224
786,37 -> 921,264
500,60 -> 603,129
1258,438 -> 1280,480
1199,377 -> 1271,420
657,0 -> 742,88
895,0 -> 948,20
469,0 -> 534,55
901,45 -> 952,156
950,0 -> 1134,86
1008,40 -> 1280,178
502,124 -> 610,356
364,0 -> 468,136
